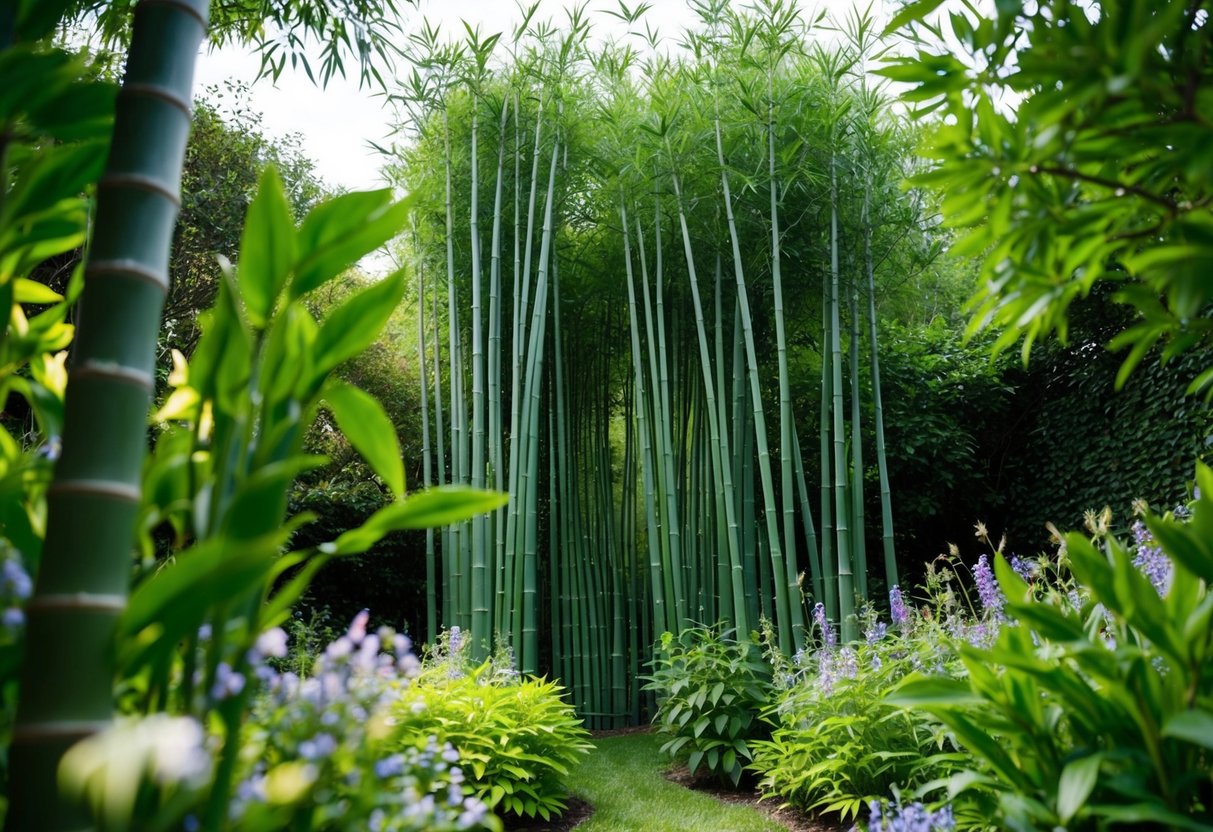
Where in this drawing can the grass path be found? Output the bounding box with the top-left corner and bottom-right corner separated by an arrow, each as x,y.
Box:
565,732 -> 790,832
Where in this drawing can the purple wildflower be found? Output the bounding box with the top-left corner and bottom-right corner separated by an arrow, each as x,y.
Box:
1131,520 -> 1172,596
210,663 -> 245,701
812,603 -> 836,649
889,586 -> 909,628
1,558 -> 32,601
869,798 -> 956,831
974,555 -> 1004,619
865,621 -> 888,644
1010,555 -> 1039,581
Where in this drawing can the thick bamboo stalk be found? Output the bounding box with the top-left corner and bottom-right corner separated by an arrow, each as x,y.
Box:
8,2 -> 210,827
469,95 -> 489,657
819,254 -> 837,622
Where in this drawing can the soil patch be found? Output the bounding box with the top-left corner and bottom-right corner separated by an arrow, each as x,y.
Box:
501,797 -> 593,832
665,764 -> 848,832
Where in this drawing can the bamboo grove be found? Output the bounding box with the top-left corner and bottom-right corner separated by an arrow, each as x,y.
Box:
388,0 -> 936,724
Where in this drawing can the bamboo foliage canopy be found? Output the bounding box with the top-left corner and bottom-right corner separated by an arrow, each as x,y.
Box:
388,0 -> 942,724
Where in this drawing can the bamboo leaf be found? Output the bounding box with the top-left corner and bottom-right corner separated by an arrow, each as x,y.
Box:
882,1 -> 949,35
1162,710 -> 1213,751
323,380 -> 405,498
239,167 -> 297,328
327,486 -> 508,555
312,269 -> 408,379
291,190 -> 415,298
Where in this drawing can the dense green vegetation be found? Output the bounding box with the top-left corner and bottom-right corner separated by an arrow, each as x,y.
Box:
2,0 -> 1212,830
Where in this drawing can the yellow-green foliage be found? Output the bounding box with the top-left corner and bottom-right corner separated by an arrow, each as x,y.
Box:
393,664 -> 593,822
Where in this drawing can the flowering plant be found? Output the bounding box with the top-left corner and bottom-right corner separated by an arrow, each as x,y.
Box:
61,613 -> 500,831
891,470 -> 1213,830
751,591 -> 965,823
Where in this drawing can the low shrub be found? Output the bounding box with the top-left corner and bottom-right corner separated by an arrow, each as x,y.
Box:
751,595 -> 966,824
392,629 -> 593,822
645,625 -> 772,786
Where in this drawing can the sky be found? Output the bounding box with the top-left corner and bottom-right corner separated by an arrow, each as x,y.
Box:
193,0 -> 880,194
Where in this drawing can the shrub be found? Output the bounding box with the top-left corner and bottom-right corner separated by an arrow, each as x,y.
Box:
751,598 -> 965,823
645,625 -> 772,786
892,471 -> 1213,831
392,629 -> 593,822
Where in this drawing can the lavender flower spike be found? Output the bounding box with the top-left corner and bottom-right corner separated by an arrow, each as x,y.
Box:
974,555 -> 1004,619
889,586 -> 909,628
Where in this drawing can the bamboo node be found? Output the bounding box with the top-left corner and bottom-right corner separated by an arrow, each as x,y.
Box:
99,173 -> 181,207
49,479 -> 141,503
26,593 -> 127,613
119,81 -> 193,117
71,361 -> 154,391
138,0 -> 209,29
87,258 -> 169,292
11,720 -> 112,744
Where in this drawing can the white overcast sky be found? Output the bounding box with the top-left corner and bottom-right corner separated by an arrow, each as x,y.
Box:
193,0 -> 887,193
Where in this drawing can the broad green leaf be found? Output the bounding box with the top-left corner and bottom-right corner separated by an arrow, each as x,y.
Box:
119,528 -> 292,653
221,456 -> 327,541
886,676 -> 984,707
323,380 -> 404,497
239,167 -> 297,328
327,486 -> 508,555
1162,710 -> 1213,751
290,190 -> 415,298
311,269 -> 408,380
1057,753 -> 1102,823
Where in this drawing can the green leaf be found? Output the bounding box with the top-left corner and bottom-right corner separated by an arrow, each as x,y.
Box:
886,676 -> 984,707
312,269 -> 408,380
291,190 -> 415,298
239,167 -> 297,328
883,0 -> 949,36
323,380 -> 405,498
222,456 -> 327,541
1057,753 -> 1102,823
1162,710 -> 1213,751
12,278 -> 62,304
327,486 -> 508,555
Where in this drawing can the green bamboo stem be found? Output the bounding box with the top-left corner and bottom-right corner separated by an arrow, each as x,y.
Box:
849,264 -> 868,602
622,202 -> 669,635
8,2 -> 210,827
864,180 -> 898,590
830,152 -> 856,642
469,92 -> 490,657
819,248 -> 837,622
767,73 -> 805,650
414,219 -> 437,643
713,111 -> 797,652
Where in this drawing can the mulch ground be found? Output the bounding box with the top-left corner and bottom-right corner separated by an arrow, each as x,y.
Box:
503,726 -> 848,832
502,797 -> 594,832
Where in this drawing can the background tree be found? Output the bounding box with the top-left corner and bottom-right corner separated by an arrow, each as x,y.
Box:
882,0 -> 1213,390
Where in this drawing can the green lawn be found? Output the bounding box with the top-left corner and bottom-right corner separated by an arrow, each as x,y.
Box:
566,732 -> 790,832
